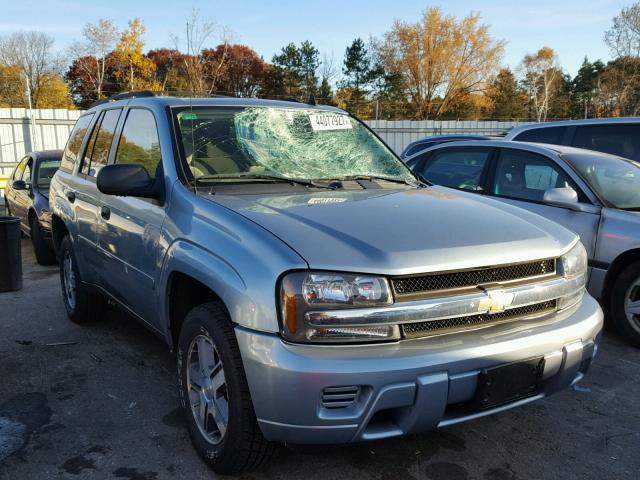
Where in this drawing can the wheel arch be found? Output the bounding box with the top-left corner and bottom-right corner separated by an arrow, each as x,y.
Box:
51,214 -> 69,255
602,248 -> 640,309
160,240 -> 249,350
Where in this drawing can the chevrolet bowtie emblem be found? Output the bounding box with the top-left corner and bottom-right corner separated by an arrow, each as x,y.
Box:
478,289 -> 515,314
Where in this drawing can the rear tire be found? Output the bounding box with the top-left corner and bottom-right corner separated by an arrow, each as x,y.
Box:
59,235 -> 105,323
610,260 -> 640,348
177,302 -> 273,474
31,217 -> 56,265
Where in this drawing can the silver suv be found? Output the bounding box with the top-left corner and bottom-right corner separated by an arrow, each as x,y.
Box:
49,93 -> 603,474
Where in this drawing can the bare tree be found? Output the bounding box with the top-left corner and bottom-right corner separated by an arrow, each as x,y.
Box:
68,19 -> 119,99
171,9 -> 230,96
0,31 -> 63,107
604,3 -> 640,115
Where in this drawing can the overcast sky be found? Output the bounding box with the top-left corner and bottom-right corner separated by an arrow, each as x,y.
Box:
0,0 -> 630,76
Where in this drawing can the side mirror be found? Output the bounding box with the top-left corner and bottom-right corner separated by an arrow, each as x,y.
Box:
97,164 -> 159,199
543,187 -> 579,209
12,180 -> 28,191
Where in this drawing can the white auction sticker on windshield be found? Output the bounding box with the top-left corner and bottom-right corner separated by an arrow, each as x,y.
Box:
309,113 -> 352,131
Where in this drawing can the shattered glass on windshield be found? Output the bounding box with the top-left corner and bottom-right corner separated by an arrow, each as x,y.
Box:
175,106 -> 414,183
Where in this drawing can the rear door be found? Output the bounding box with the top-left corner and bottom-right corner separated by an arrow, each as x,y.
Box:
487,148 -> 600,259
95,108 -> 166,325
570,123 -> 640,161
73,107 -> 123,283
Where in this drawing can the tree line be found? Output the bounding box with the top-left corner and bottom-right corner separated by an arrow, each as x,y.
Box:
1,4 -> 640,120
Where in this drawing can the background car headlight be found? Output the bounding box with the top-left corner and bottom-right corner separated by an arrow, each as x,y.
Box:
280,271 -> 398,343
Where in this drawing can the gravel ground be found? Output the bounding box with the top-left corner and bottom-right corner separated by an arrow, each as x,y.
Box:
0,239 -> 639,480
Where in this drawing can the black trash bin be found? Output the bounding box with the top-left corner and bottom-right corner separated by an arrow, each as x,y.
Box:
0,216 -> 22,292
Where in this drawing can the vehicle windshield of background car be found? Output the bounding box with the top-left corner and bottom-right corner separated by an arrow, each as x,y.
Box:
35,159 -> 61,189
568,154 -> 640,210
174,107 -> 416,184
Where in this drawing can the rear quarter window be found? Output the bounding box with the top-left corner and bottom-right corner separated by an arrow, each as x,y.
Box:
60,113 -> 95,173
572,124 -> 640,161
513,126 -> 567,145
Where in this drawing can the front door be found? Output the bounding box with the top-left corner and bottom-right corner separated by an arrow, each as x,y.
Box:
488,148 -> 600,259
12,157 -> 33,232
95,108 -> 166,327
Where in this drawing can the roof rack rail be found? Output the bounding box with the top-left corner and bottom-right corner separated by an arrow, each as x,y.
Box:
89,90 -> 157,109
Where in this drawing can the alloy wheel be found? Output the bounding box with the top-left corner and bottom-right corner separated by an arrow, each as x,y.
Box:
186,335 -> 229,445
62,251 -> 76,310
624,277 -> 640,334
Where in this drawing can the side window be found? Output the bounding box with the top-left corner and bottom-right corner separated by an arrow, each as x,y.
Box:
514,126 -> 567,145
115,109 -> 162,177
60,113 -> 95,173
421,148 -> 491,191
493,149 -> 579,203
22,158 -> 32,183
81,108 -> 122,177
573,124 -> 640,161
13,157 -> 28,180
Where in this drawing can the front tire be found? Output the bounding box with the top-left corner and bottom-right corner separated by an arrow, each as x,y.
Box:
177,302 -> 273,474
59,235 -> 105,323
31,217 -> 56,265
611,260 -> 640,347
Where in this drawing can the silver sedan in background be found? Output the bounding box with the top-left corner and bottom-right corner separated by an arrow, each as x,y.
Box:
406,140 -> 640,346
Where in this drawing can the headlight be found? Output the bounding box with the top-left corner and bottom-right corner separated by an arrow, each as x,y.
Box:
560,241 -> 588,279
280,271 -> 398,343
558,241 -> 588,309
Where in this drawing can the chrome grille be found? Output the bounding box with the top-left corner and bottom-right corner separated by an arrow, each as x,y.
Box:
321,386 -> 360,409
392,259 -> 556,297
401,300 -> 557,339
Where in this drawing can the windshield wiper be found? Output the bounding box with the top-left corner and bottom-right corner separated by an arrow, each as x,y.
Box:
194,173 -> 337,190
319,174 -> 423,187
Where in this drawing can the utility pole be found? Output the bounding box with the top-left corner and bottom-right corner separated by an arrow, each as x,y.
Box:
23,72 -> 37,152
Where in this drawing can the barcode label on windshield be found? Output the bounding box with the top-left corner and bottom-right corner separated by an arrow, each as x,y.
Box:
309,113 -> 352,131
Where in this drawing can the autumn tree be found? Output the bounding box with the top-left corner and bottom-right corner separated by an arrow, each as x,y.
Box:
0,64 -> 25,107
147,48 -> 188,93
598,57 -> 640,116
37,74 -> 74,108
484,68 -> 526,119
378,8 -> 505,119
0,31 -> 63,107
204,44 -> 266,97
113,18 -> 157,91
68,19 -> 119,101
519,47 -> 563,121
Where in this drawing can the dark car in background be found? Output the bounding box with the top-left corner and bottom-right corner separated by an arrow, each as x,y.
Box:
406,139 -> 640,346
400,134 -> 491,159
505,118 -> 640,161
4,150 -> 62,265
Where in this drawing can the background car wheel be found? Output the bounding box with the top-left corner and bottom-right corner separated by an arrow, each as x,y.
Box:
30,217 -> 56,265
59,235 -> 105,323
611,260 -> 640,348
177,302 -> 274,474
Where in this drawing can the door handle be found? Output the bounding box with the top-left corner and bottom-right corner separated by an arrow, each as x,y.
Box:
66,191 -> 76,203
100,206 -> 111,220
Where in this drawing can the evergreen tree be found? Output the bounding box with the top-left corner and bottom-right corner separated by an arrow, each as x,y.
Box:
271,43 -> 302,98
485,68 -> 526,119
299,40 -> 319,99
341,38 -> 374,115
570,57 -> 605,118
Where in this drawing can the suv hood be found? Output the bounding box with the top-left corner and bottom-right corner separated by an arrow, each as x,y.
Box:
209,186 -> 576,275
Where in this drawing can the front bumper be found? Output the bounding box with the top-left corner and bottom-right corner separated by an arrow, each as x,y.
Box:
236,294 -> 603,445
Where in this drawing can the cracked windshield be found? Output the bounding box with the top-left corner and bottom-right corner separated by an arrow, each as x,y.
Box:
174,107 -> 416,185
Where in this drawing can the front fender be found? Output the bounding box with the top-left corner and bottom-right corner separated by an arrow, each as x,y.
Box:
158,239 -> 278,340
